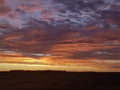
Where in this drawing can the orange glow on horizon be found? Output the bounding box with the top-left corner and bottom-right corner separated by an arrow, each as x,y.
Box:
0,52 -> 120,72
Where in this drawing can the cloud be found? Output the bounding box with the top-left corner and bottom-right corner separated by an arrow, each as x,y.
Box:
67,47 -> 120,60
0,0 -> 119,28
111,66 -> 120,68
0,0 -> 120,72
0,0 -> 11,16
0,23 -> 120,60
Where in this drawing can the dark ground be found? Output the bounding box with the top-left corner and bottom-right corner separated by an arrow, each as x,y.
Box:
0,71 -> 120,90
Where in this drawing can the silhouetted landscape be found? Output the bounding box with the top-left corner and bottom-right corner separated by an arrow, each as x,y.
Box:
0,71 -> 120,90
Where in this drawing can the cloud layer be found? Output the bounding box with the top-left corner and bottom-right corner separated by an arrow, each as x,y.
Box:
0,0 -> 120,71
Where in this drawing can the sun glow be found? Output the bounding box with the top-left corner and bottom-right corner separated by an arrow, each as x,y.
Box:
0,50 -> 120,72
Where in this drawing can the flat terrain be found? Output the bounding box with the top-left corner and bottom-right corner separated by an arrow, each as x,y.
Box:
0,71 -> 120,90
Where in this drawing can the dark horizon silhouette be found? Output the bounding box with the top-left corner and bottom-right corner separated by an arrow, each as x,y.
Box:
0,70 -> 120,90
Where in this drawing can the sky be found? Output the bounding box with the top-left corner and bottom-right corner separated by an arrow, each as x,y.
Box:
0,0 -> 120,72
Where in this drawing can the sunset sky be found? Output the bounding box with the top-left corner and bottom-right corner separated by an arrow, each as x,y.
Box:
0,0 -> 120,72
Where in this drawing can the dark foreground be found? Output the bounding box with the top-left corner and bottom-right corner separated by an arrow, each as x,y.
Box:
0,71 -> 120,90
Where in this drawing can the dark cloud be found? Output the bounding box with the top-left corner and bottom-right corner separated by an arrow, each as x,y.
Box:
0,0 -> 11,16
67,47 -> 120,60
0,23 -> 120,60
53,0 -> 104,11
111,66 -> 120,68
0,0 -> 120,61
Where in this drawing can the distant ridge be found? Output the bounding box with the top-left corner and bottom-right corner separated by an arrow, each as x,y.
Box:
0,70 -> 119,73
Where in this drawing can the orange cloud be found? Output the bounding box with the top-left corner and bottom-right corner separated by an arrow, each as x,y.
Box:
0,0 -> 11,16
0,0 -> 120,72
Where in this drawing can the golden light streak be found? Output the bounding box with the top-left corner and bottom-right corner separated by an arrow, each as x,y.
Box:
0,52 -> 120,72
